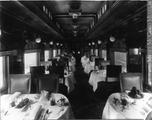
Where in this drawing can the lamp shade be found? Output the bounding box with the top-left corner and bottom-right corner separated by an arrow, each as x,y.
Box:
35,37 -> 41,43
110,36 -> 115,42
49,41 -> 53,45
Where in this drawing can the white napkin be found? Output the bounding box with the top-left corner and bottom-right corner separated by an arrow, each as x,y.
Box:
26,103 -> 42,120
1,92 -> 21,112
10,92 -> 22,102
1,107 -> 25,120
39,90 -> 49,103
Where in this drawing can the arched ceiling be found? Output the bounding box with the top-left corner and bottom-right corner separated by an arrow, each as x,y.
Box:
0,0 -> 147,50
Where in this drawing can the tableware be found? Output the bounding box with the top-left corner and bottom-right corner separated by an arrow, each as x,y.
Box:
34,94 -> 41,100
56,97 -> 68,107
50,98 -> 56,106
37,108 -> 45,120
113,94 -> 130,111
10,101 -> 16,107
43,109 -> 52,120
128,87 -> 143,99
21,101 -> 31,112
16,98 -> 30,108
21,99 -> 34,112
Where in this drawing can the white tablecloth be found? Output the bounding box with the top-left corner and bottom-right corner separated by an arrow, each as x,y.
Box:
102,92 -> 152,119
0,92 -> 74,120
89,70 -> 106,92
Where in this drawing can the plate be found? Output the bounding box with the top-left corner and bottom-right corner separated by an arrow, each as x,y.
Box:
128,92 -> 144,99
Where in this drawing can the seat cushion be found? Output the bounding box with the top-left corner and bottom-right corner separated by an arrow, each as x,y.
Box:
120,73 -> 143,91
10,74 -> 30,94
122,76 -> 141,91
39,74 -> 59,92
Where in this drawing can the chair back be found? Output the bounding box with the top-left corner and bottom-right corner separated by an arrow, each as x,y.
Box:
30,66 -> 45,77
106,65 -> 122,82
8,74 -> 31,94
120,72 -> 143,92
38,74 -> 59,93
30,66 -> 45,93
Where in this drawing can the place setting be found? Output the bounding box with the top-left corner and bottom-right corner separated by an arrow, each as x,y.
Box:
0,90 -> 71,120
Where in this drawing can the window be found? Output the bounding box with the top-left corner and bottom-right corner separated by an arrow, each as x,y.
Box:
114,51 -> 127,72
0,56 -> 8,91
94,49 -> 98,57
53,49 -> 57,58
0,56 -> 4,89
57,49 -> 61,55
24,52 -> 40,74
147,56 -> 152,86
91,49 -> 94,56
145,55 -> 152,91
44,50 -> 50,61
102,50 -> 107,60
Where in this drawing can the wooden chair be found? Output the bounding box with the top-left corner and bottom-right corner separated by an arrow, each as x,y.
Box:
120,72 -> 143,92
106,65 -> 122,82
30,66 -> 45,93
8,74 -> 31,94
38,74 -> 59,93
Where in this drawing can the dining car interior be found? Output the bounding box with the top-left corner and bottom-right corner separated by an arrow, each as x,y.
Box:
0,0 -> 152,120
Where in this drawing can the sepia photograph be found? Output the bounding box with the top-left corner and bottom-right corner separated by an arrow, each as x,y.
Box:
0,0 -> 152,120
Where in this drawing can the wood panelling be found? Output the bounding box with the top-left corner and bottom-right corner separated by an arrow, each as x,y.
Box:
147,0 -> 152,86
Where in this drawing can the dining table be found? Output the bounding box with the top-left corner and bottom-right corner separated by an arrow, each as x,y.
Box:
102,92 -> 152,120
0,91 -> 74,120
89,70 -> 106,92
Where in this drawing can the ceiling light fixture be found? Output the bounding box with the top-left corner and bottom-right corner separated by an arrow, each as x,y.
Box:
98,40 -> 102,45
43,5 -> 45,12
73,25 -> 78,29
109,36 -> 115,42
56,43 -> 59,46
72,13 -> 78,19
49,41 -> 53,45
35,37 -> 41,43
69,12 -> 81,19
73,31 -> 77,34
92,42 -> 95,45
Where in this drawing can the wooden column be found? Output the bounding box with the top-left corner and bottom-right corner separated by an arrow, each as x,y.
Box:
147,0 -> 152,86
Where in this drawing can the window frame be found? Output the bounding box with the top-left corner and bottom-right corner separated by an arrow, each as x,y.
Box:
0,56 -> 9,93
24,49 -> 40,74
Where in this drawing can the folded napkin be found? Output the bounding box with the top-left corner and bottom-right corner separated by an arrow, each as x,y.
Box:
26,103 -> 42,120
39,90 -> 49,103
1,107 -> 25,120
1,92 -> 22,112
10,92 -> 21,102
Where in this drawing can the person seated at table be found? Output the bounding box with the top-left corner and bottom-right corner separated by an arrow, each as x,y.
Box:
69,54 -> 76,72
81,53 -> 95,75
81,53 -> 90,68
